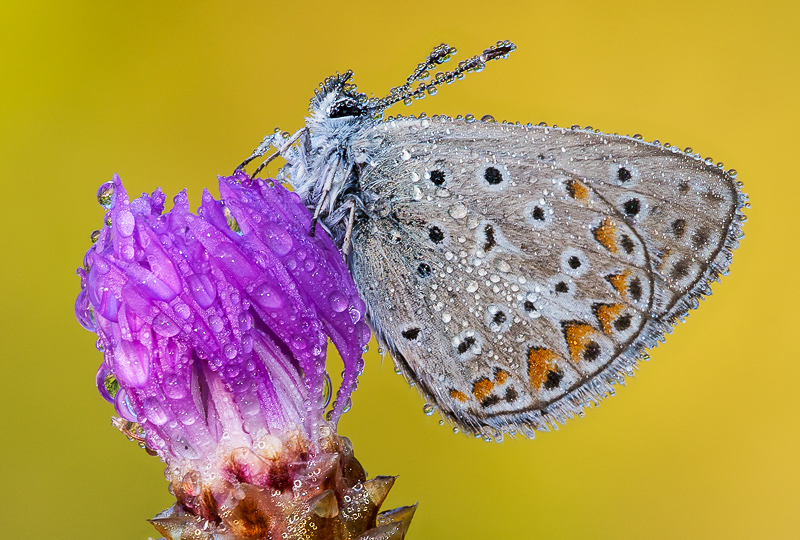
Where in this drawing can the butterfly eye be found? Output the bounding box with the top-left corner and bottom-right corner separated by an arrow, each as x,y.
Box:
328,97 -> 363,118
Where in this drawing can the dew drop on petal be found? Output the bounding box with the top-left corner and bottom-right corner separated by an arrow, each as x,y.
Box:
209,315 -> 225,334
97,182 -> 115,209
262,224 -> 293,256
254,283 -> 284,309
174,302 -> 192,321
163,373 -> 188,400
114,388 -> 138,422
152,312 -> 180,337
113,340 -> 151,388
117,210 -> 136,237
143,397 -> 169,426
223,343 -> 238,359
328,291 -> 348,313
322,373 -> 333,408
188,274 -> 217,309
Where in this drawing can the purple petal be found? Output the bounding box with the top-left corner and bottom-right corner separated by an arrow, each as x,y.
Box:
76,172 -> 368,469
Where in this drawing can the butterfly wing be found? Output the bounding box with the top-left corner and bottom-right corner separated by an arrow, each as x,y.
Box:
348,117 -> 746,438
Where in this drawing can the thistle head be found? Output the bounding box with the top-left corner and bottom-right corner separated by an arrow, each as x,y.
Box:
75,173 -> 413,539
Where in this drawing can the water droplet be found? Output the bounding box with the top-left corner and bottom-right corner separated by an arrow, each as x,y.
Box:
481,114 -> 495,122
152,312 -> 180,337
143,397 -> 169,425
187,274 -> 216,309
116,209 -> 135,237
239,311 -> 253,331
102,372 -> 119,399
422,403 -> 437,416
328,291 -> 348,313
263,224 -> 293,256
174,302 -> 192,320
113,340 -> 150,388
254,283 -> 284,309
90,230 -> 101,243
97,182 -> 115,209
209,315 -> 225,333
163,373 -> 187,399
448,203 -> 468,219
114,388 -> 138,422
323,373 -> 332,408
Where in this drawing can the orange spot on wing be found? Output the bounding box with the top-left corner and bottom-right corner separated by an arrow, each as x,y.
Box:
607,270 -> 631,298
449,389 -> 468,403
527,347 -> 558,390
472,377 -> 494,402
593,303 -> 625,335
566,179 -> 590,201
593,219 -> 618,253
562,322 -> 598,362
494,369 -> 509,385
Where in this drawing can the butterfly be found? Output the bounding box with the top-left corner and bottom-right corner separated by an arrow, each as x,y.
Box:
237,41 -> 747,440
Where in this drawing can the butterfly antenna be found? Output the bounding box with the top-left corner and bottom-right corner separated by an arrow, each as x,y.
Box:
372,40 -> 516,113
390,43 -> 457,98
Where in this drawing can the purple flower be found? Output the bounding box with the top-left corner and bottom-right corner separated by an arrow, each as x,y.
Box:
76,173 -> 414,539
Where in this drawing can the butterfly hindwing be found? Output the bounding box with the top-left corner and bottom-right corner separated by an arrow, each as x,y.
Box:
348,116 -> 744,437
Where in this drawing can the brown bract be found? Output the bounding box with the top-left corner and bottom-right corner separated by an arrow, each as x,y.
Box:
150,433 -> 415,540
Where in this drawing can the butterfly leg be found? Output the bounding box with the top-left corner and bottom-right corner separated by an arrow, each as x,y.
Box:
251,127 -> 308,178
236,127 -> 307,176
309,156 -> 341,237
341,201 -> 357,256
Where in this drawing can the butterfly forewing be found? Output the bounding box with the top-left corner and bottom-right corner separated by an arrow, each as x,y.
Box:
348,117 -> 744,437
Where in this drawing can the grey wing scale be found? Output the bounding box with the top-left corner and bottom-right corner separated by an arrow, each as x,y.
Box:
348,116 -> 746,439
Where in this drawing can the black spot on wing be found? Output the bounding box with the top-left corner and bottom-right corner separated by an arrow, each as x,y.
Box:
430,170 -> 446,185
483,224 -> 496,251
484,167 -> 503,185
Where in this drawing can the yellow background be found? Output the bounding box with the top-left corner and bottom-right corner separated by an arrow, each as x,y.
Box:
1,1 -> 796,538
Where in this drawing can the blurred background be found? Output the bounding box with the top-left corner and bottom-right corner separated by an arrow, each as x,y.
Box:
2,1 -> 797,538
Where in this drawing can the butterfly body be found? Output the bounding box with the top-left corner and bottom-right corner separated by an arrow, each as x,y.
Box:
241,42 -> 746,439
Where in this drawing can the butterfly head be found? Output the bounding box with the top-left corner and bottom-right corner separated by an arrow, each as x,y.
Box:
308,40 -> 516,128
